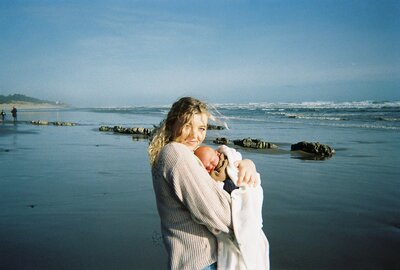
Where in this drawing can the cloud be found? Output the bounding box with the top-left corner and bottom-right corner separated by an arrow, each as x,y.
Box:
1,1 -> 399,106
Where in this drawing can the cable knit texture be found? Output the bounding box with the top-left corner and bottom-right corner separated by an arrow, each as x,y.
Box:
152,142 -> 232,270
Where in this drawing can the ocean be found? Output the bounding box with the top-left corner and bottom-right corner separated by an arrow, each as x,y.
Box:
0,101 -> 399,270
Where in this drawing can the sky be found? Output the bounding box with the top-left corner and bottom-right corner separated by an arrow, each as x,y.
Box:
0,0 -> 399,107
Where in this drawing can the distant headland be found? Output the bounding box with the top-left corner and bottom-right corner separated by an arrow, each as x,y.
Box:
0,94 -> 70,110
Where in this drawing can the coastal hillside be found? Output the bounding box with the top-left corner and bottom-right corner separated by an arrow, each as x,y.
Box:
0,94 -> 68,109
0,94 -> 58,104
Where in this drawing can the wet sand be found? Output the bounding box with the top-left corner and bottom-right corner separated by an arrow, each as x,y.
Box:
1,109 -> 399,270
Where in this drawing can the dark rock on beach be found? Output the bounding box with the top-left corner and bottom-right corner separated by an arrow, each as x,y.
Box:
233,137 -> 278,149
31,120 -> 76,126
31,120 -> 50,125
207,124 -> 226,130
213,137 -> 231,145
99,126 -> 153,138
99,126 -> 112,132
291,141 -> 335,157
52,121 -> 76,126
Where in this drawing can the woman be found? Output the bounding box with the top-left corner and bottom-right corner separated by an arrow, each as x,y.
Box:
148,97 -> 258,270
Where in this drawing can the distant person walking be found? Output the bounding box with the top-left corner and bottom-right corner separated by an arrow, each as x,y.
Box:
11,106 -> 17,121
0,110 -> 5,121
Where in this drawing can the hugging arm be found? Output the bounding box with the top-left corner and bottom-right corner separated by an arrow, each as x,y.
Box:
164,143 -> 233,232
218,145 -> 259,187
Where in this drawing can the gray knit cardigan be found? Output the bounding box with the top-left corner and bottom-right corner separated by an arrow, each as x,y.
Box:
152,142 -> 233,270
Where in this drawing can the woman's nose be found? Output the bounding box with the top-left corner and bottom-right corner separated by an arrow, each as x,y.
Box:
189,128 -> 197,137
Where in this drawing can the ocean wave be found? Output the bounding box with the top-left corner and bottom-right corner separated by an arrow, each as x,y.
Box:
87,106 -> 168,115
279,119 -> 400,131
214,100 -> 400,110
329,123 -> 400,130
85,102 -> 399,130
87,101 -> 400,114
376,117 -> 400,122
285,114 -> 347,121
213,115 -> 268,122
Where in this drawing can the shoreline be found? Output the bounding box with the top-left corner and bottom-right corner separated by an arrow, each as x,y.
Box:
0,102 -> 70,110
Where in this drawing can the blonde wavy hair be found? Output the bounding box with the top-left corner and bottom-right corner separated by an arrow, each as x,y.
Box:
148,97 -> 210,166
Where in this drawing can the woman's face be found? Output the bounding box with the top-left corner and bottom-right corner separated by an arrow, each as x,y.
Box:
174,113 -> 208,151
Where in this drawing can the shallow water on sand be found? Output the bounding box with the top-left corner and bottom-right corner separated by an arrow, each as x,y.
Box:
0,107 -> 399,269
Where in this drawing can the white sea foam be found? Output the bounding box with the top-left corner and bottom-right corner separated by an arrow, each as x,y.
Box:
214,100 -> 400,110
289,115 -> 345,121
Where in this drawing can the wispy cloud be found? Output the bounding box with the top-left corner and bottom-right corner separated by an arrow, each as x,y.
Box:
1,0 -> 399,105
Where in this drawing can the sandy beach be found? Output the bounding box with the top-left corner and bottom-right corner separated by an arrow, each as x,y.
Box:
0,105 -> 399,270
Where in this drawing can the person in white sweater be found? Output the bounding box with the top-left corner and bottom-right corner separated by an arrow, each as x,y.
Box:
148,97 -> 260,270
195,145 -> 270,270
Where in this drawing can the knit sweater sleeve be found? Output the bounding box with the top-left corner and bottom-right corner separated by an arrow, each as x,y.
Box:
161,142 -> 232,232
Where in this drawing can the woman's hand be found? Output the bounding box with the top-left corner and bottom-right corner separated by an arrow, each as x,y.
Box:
234,159 -> 258,186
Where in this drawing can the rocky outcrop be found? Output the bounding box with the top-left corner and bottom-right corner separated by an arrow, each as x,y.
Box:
207,124 -> 226,130
31,120 -> 76,126
113,126 -> 152,135
52,121 -> 76,126
99,126 -> 153,138
31,120 -> 49,125
99,126 -> 112,132
291,141 -> 335,157
213,137 -> 231,145
233,138 -> 278,149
